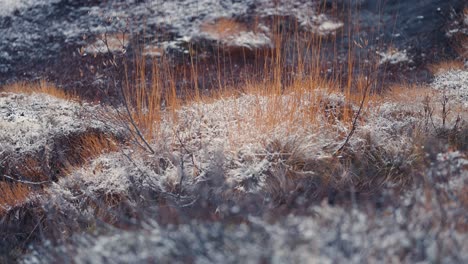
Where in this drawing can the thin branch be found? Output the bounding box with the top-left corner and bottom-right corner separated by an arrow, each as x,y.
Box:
173,128 -> 202,197
98,22 -> 156,155
113,75 -> 156,154
1,174 -> 50,186
174,127 -> 201,173
334,77 -> 373,156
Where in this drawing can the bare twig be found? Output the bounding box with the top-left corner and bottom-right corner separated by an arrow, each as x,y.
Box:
98,20 -> 156,154
441,91 -> 450,128
1,174 -> 50,186
334,76 -> 374,156
113,75 -> 156,154
172,127 -> 204,198
174,128 -> 201,173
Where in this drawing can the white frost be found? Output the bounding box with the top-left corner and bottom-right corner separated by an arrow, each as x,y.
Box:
378,49 -> 412,65
0,92 -> 112,155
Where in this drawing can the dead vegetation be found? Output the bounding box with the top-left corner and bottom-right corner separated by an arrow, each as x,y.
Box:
2,65 -> 467,264
428,60 -> 465,74
1,8 -> 467,263
200,18 -> 250,40
0,182 -> 34,216
1,81 -> 76,101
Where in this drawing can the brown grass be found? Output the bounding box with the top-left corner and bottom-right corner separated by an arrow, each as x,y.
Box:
55,132 -> 120,176
0,182 -> 34,216
120,49 -> 186,142
1,81 -> 76,101
4,131 -> 120,181
200,18 -> 249,40
428,60 -> 465,74
76,133 -> 120,162
384,83 -> 434,103
16,157 -> 50,182
0,131 -> 120,218
119,14 -> 378,146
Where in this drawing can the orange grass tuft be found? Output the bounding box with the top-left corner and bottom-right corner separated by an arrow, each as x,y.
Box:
122,52 -> 181,141
1,81 -> 76,100
428,60 -> 465,74
78,133 -> 120,161
16,157 -> 50,182
384,83 -> 434,103
3,132 -> 120,184
0,182 -> 34,216
200,18 -> 249,39
117,13 -> 380,152
60,132 -> 120,174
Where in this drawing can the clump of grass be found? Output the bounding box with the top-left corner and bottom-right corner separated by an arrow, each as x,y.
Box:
65,132 -> 120,167
4,7 -> 468,263
428,60 -> 465,74
1,81 -> 76,101
0,182 -> 33,216
0,130 -> 123,261
0,183 -> 42,262
120,53 -> 180,142
200,18 -> 249,40
1,130 -> 121,186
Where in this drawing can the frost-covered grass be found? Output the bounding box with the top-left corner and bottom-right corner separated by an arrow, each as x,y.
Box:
0,88 -> 122,228
0,89 -> 95,155
1,68 -> 467,262
431,69 -> 468,108
21,150 -> 468,263
0,91 -> 121,173
199,18 -> 273,50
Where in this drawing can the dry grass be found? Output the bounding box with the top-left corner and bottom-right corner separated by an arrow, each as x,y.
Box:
0,131 -> 119,213
0,131 -> 120,213
428,60 -> 465,74
102,6 -> 386,160
122,54 -> 180,141
120,18 -> 376,144
76,133 -> 120,162
0,182 -> 33,216
54,132 -> 120,176
2,131 -> 120,181
383,83 -> 434,102
16,157 -> 50,182
200,18 -> 249,39
1,81 -> 76,100
3,14 -> 468,264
